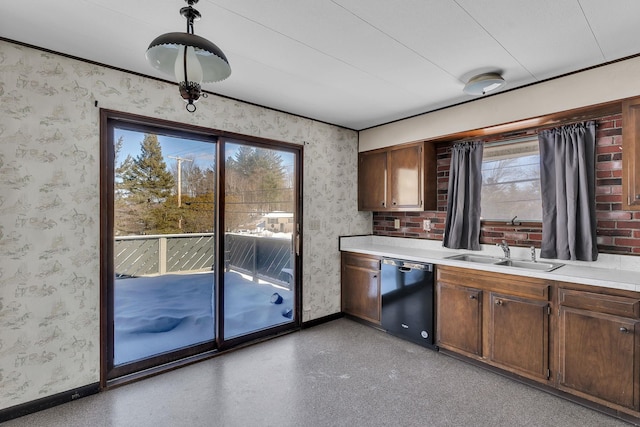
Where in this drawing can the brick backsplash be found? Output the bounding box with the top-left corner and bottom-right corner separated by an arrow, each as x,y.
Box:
373,114 -> 640,255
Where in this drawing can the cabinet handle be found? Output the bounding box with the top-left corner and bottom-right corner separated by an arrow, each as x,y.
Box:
381,202 -> 385,206
469,294 -> 477,300
372,275 -> 377,279
392,201 -> 397,205
620,327 -> 629,333
495,300 -> 503,306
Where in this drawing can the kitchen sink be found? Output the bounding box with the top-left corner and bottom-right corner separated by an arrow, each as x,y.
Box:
445,253 -> 564,272
445,254 -> 503,264
494,259 -> 564,272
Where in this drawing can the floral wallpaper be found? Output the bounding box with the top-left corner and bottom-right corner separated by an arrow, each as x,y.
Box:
0,40 -> 370,409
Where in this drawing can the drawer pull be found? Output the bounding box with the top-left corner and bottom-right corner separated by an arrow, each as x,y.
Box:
620,327 -> 629,333
495,300 -> 503,306
469,294 -> 477,300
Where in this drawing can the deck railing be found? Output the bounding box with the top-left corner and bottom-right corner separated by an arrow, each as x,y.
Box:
224,233 -> 294,288
114,233 -> 293,288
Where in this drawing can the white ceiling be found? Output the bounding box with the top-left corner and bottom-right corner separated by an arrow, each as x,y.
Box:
2,0 -> 640,130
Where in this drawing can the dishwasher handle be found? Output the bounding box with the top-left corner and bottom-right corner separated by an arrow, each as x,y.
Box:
382,258 -> 433,272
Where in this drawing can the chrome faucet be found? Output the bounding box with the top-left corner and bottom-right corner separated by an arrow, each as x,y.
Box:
530,246 -> 537,262
497,240 -> 510,259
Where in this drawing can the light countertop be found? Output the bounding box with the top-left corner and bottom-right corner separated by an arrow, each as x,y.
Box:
339,235 -> 640,292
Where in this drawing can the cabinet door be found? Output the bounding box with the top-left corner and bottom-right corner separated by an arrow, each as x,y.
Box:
358,150 -> 387,211
436,282 -> 482,356
489,293 -> 549,381
388,144 -> 422,210
341,254 -> 381,324
559,306 -> 640,410
622,97 -> 640,210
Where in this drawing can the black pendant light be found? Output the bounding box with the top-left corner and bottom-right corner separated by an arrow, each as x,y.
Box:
146,0 -> 231,112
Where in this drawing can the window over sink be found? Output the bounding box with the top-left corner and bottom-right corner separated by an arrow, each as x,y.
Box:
481,137 -> 542,222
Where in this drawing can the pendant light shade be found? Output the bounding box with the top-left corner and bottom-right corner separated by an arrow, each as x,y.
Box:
146,0 -> 231,112
146,33 -> 231,83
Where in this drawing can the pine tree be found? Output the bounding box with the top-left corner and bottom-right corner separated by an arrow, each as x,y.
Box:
116,134 -> 175,234
168,162 -> 215,233
225,146 -> 287,231
122,134 -> 174,204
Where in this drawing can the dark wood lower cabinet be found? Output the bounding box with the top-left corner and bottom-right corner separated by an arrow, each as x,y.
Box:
489,293 -> 550,382
341,252 -> 381,324
435,269 -> 640,422
436,282 -> 482,356
558,290 -> 640,411
436,266 -> 551,383
341,258 -> 640,424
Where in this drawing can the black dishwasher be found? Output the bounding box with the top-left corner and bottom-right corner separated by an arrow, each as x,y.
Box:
381,258 -> 436,349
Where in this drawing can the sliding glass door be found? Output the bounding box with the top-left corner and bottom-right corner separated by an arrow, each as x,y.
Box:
222,140 -> 298,339
102,111 -> 301,382
108,122 -> 218,376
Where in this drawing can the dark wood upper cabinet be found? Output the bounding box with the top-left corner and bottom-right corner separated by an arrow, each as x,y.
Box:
388,143 -> 422,209
358,142 -> 436,211
358,150 -> 387,211
623,96 -> 640,210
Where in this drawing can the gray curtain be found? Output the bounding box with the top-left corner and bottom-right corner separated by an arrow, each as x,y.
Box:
538,121 -> 598,261
443,141 -> 483,250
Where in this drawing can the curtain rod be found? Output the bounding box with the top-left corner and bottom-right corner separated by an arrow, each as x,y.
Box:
500,117 -> 600,137
450,116 -> 603,150
455,133 -> 536,146
484,135 -> 539,148
457,119 -> 600,146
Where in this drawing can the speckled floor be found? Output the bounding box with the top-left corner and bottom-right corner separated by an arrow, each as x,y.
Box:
3,318 -> 632,426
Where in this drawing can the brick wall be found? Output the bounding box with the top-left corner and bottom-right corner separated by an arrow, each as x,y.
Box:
372,113 -> 640,255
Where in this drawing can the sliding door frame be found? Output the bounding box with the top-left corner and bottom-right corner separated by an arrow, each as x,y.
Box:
99,109 -> 303,387
217,136 -> 303,350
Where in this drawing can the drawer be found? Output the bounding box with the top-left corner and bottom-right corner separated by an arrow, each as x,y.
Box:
559,288 -> 640,318
437,266 -> 549,300
342,252 -> 380,270
490,280 -> 549,301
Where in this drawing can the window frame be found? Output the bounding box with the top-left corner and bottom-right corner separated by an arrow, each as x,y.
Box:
480,136 -> 543,224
